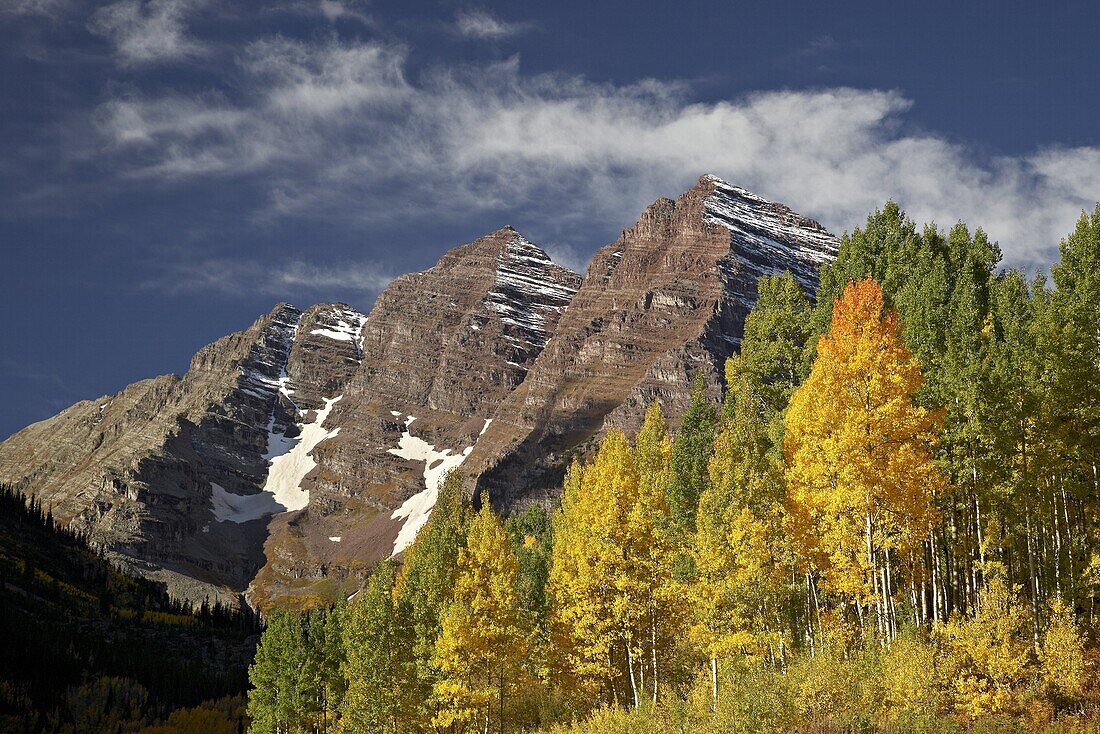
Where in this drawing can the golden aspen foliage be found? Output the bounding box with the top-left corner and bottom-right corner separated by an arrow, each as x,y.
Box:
693,371 -> 789,668
1039,597 -> 1087,703
784,278 -> 943,615
434,504 -> 533,734
877,631 -> 944,727
940,575 -> 1033,719
548,430 -> 659,708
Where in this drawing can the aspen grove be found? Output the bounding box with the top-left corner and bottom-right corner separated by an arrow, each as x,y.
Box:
247,203 -> 1100,733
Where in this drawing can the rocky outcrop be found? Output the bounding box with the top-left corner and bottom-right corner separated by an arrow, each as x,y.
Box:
0,176 -> 836,607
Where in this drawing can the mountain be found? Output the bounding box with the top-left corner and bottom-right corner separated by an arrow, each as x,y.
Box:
0,176 -> 837,607
466,175 -> 838,507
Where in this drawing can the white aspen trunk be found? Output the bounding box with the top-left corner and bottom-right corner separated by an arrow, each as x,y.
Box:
930,531 -> 941,623
626,637 -> 639,710
1053,478 -> 1063,595
651,614 -> 659,703
910,578 -> 920,628
866,510 -> 882,642
810,573 -> 823,654
975,495 -> 986,570
1026,506 -> 1040,630
1061,482 -> 1074,583
710,657 -> 718,712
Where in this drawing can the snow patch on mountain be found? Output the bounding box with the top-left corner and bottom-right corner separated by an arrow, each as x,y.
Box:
210,395 -> 343,523
240,306 -> 302,401
310,306 -> 368,359
264,396 -> 343,512
210,482 -> 284,523
387,416 -> 493,556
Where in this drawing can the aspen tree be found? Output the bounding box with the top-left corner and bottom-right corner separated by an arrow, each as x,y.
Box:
434,505 -> 533,734
785,278 -> 942,642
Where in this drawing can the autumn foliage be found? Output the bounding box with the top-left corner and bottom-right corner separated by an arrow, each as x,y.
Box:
785,278 -> 942,639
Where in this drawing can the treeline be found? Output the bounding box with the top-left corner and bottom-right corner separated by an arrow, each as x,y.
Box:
0,482 -> 260,732
247,203 -> 1100,733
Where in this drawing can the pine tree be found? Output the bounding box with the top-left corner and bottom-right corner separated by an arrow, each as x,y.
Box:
733,272 -> 816,423
785,278 -> 943,642
506,505 -> 554,626
434,504 -> 534,734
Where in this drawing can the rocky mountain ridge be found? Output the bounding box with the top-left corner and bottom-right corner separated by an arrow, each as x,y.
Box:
0,176 -> 837,607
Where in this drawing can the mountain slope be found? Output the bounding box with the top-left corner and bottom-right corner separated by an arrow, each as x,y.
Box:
467,175 -> 837,508
251,227 -> 582,607
0,176 -> 835,607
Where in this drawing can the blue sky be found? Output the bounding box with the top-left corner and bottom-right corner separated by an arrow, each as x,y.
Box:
2,0 -> 1098,439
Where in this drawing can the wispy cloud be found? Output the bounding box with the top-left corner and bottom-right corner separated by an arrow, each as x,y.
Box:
88,0 -> 206,65
88,38 -> 1100,269
0,0 -> 71,19
454,8 -> 531,40
139,257 -> 396,297
316,0 -> 371,25
800,34 -> 838,56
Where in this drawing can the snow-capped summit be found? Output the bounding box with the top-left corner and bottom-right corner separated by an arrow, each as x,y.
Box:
485,232 -> 578,350
701,175 -> 839,292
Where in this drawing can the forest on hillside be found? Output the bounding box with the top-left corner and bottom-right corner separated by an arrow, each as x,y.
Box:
248,201 -> 1100,734
0,483 -> 261,733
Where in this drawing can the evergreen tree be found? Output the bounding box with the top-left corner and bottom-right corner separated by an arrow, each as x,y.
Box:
506,505 -> 554,626
733,272 -> 817,424
665,377 -> 718,565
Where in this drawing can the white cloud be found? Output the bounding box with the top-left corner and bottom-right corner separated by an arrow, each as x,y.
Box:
140,257 -> 395,296
454,8 -> 530,40
317,0 -> 371,24
89,0 -> 206,65
93,38 -> 1100,269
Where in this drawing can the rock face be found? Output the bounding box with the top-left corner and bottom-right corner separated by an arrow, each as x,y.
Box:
465,175 -> 838,508
249,227 -> 581,607
0,176 -> 836,607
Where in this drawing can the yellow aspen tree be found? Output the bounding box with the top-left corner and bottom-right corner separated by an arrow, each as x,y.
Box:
940,574 -> 1033,719
548,431 -> 644,708
693,371 -> 788,709
546,459 -> 599,705
784,278 -> 942,642
1039,597 -> 1087,705
630,402 -> 678,703
433,504 -> 533,734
